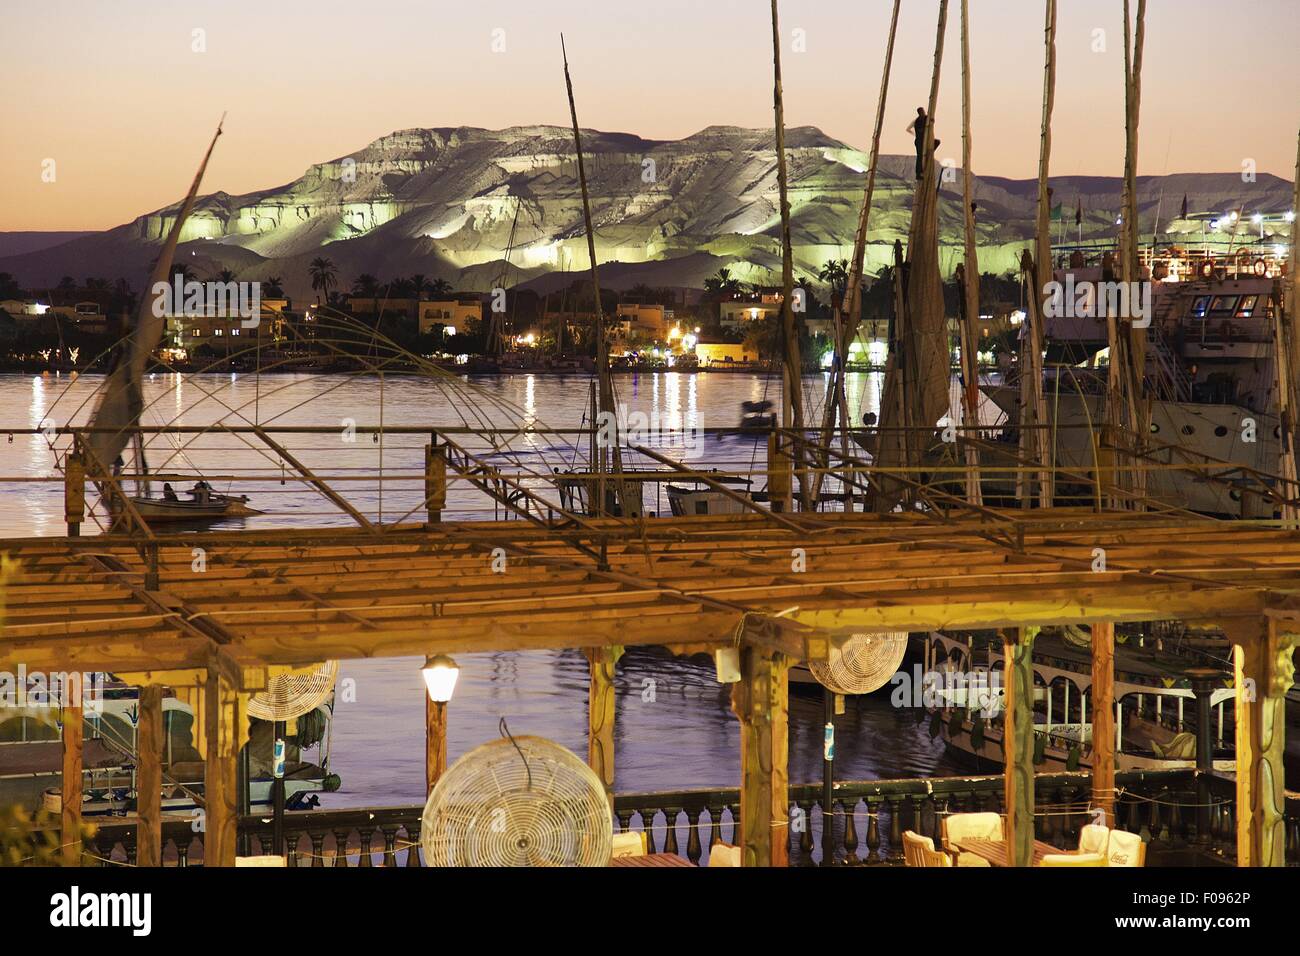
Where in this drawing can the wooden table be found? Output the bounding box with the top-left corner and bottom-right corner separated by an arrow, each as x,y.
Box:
609,853 -> 696,868
952,838 -> 1062,867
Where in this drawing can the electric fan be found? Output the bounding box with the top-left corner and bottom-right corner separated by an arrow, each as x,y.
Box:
246,661 -> 339,721
808,632 -> 908,695
421,735 -> 612,867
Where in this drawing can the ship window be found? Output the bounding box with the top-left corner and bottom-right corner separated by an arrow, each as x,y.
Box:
1149,422 -> 1160,433
1208,295 -> 1237,315
1180,424 -> 1195,436
1191,296 -> 1210,318
1214,425 -> 1229,437
1235,295 -> 1258,317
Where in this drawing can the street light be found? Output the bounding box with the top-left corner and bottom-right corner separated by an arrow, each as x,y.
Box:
422,654 -> 460,702
422,655 -> 459,795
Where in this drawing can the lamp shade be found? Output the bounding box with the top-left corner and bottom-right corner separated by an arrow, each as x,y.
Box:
422,655 -> 460,702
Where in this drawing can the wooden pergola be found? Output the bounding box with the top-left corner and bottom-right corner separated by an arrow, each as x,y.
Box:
3,508 -> 1298,866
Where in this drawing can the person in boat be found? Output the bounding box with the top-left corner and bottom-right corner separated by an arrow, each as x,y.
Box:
162,482 -> 178,502
190,480 -> 210,503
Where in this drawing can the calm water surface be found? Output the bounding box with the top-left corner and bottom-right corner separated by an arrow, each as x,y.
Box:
0,370 -> 966,806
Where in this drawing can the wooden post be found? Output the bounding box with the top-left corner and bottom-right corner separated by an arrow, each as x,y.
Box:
64,448 -> 85,537
60,701 -> 84,866
425,696 -> 448,795
1228,617 -> 1296,866
732,645 -> 790,867
425,439 -> 446,525
767,430 -> 792,513
1089,621 -> 1116,826
1002,627 -> 1038,866
202,669 -> 243,867
586,645 -> 623,796
136,685 -> 163,866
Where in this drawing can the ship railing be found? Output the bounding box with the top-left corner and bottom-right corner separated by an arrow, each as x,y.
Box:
78,768 -> 1299,867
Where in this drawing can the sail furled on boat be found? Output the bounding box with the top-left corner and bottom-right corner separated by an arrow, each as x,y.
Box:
872,0 -> 949,512
84,121 -> 224,478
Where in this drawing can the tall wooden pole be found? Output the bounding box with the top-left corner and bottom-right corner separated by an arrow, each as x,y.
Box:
60,701 -> 84,866
1002,627 -> 1038,866
1277,130 -> 1300,527
136,684 -> 164,866
586,645 -> 623,797
1228,616 -> 1296,866
425,697 -> 447,795
1123,0 -> 1150,501
958,0 -> 983,506
562,36 -> 626,517
1089,621 -> 1116,826
810,0 -> 901,507
770,0 -> 806,511
732,645 -> 790,867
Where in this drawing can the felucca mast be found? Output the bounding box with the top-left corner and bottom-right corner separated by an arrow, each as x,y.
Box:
808,0 -> 901,509
1018,0 -> 1055,509
770,0 -> 807,512
958,0 -> 983,506
562,36 -> 625,517
84,117 -> 225,503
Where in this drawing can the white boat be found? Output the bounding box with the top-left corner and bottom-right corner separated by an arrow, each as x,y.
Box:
125,490 -> 261,523
923,630 -> 1236,773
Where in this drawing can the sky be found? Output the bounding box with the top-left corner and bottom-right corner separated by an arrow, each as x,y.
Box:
1,0 -> 1297,231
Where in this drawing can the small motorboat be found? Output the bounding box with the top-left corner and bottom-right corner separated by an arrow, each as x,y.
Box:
126,490 -> 260,523
739,399 -> 777,432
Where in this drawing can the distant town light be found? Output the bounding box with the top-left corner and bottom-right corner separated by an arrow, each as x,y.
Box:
1252,214 -> 1263,225
1286,211 -> 1296,223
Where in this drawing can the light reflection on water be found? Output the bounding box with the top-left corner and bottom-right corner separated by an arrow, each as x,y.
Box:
0,371 -> 965,806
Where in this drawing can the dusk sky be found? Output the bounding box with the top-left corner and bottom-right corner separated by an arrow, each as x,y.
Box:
2,0 -> 1297,231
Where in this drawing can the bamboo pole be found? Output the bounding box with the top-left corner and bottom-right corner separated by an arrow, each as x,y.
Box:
1124,0 -> 1150,501
770,0 -> 807,511
1278,130 -> 1300,527
202,669 -> 242,866
732,645 -> 790,866
809,0 -> 901,507
136,685 -> 163,866
1002,626 -> 1038,866
958,0 -> 983,506
1089,621 -> 1116,826
586,645 -> 623,796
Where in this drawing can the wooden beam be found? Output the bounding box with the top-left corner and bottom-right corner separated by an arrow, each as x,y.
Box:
1002,626 -> 1037,866
1090,620 -> 1116,826
1228,617 -> 1296,866
202,669 -> 244,867
586,645 -> 623,795
60,701 -> 83,866
136,685 -> 163,866
425,697 -> 447,796
732,645 -> 790,866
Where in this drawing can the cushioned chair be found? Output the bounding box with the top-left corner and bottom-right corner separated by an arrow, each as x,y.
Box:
941,812 -> 1004,867
707,844 -> 742,867
1104,828 -> 1146,867
611,830 -> 648,858
1077,823 -> 1110,856
903,830 -> 951,868
1041,852 -> 1105,867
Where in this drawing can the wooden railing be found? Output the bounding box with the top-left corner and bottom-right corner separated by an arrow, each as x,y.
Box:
81,769 -> 1300,867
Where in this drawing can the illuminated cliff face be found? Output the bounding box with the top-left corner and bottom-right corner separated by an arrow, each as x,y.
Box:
11,125 -> 1294,296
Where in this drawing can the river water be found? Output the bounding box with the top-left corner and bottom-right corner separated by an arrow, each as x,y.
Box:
0,370 -> 966,806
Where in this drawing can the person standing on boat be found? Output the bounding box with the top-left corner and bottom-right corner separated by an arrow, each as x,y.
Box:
162,482 -> 178,502
190,479 -> 210,503
906,107 -> 928,180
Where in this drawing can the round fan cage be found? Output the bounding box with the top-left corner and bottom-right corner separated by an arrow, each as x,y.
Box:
421,735 -> 612,867
808,632 -> 909,695
246,661 -> 339,721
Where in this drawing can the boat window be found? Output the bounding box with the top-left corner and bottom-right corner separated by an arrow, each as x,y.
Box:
1191,296 -> 1210,318
1235,295 -> 1257,317
1208,295 -> 1237,315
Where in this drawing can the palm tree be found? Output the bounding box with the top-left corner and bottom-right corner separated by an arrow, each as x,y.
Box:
410,274 -> 430,298
388,277 -> 416,298
263,276 -> 285,298
215,268 -> 237,283
427,278 -> 453,299
818,258 -> 850,302
308,258 -> 337,305
703,267 -> 742,298
352,274 -> 381,297
56,276 -> 77,293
